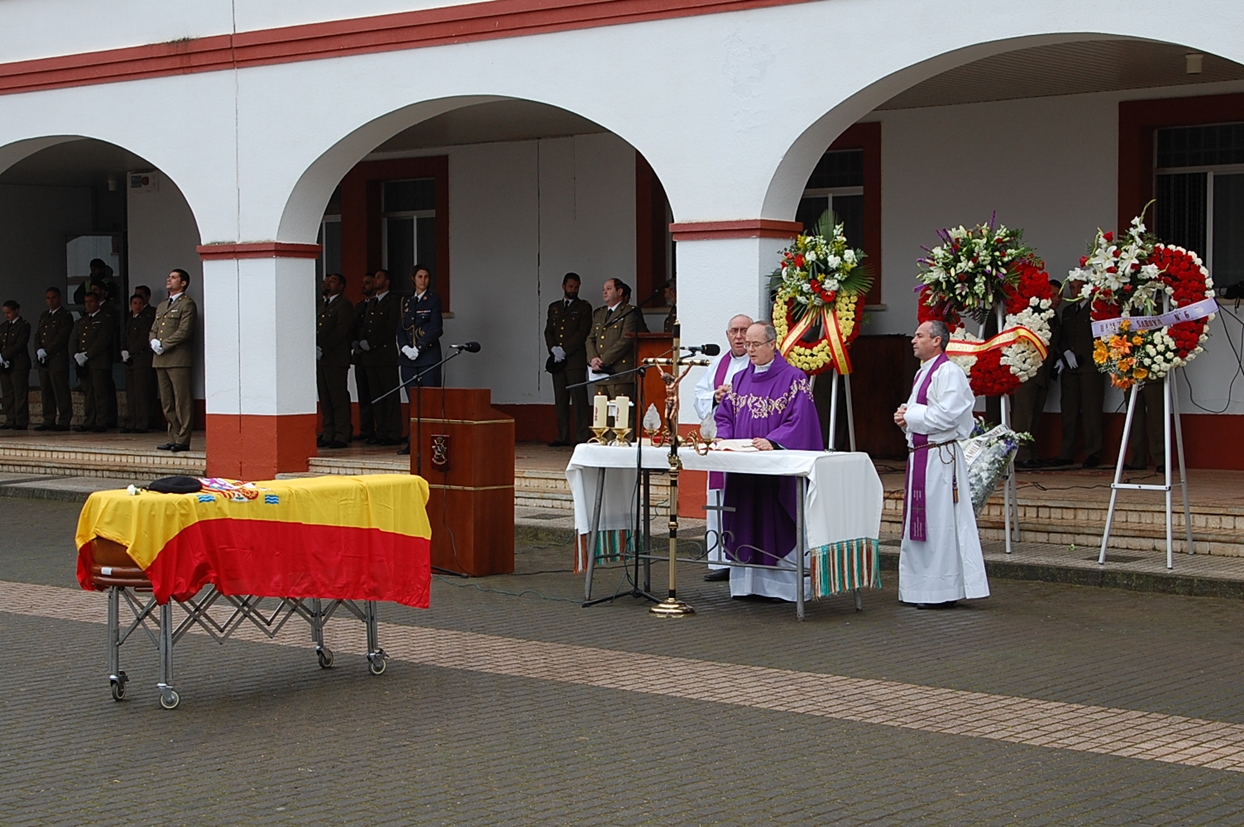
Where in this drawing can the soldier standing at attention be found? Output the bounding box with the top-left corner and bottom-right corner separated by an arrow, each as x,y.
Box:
0,300 -> 31,430
316,272 -> 354,449
350,272 -> 377,443
152,269 -> 198,452
34,287 -> 74,431
121,294 -> 156,434
357,269 -> 402,446
71,291 -> 116,433
586,278 -> 641,400
544,271 -> 592,446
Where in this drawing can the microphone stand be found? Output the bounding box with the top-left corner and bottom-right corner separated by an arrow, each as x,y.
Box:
569,359 -> 669,608
372,346 -> 473,578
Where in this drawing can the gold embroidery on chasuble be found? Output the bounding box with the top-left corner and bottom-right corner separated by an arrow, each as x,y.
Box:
727,376 -> 814,419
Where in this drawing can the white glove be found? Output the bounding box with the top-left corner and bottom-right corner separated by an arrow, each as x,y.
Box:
36,348 -> 47,363
120,350 -> 130,362
74,352 -> 87,366
358,339 -> 371,352
552,346 -> 566,362
0,359 -> 8,370
150,339 -> 164,356
401,345 -> 419,361
1063,350 -> 1078,370
316,346 -> 323,360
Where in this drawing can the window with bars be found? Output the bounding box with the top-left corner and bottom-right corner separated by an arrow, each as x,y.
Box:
1154,124 -> 1244,288
381,178 -> 437,295
796,149 -> 865,252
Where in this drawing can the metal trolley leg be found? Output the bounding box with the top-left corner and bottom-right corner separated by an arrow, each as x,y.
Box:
311,597 -> 334,668
365,600 -> 387,675
107,587 -> 127,701
156,601 -> 179,709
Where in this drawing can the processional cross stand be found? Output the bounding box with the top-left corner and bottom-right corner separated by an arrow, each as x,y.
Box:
1099,294 -> 1194,568
648,322 -> 700,617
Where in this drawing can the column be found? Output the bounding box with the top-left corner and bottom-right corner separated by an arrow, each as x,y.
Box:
198,243 -> 320,479
669,220 -> 801,425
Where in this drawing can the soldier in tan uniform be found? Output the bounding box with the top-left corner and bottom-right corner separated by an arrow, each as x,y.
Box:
34,287 -> 74,431
586,278 -> 641,400
151,269 -> 198,452
70,292 -> 116,432
317,273 -> 354,449
121,294 -> 156,433
0,300 -> 32,430
544,272 -> 593,446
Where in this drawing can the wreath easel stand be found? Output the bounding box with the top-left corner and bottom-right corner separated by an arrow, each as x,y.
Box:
981,301 -> 1021,555
824,368 -> 857,452
1098,296 -> 1195,569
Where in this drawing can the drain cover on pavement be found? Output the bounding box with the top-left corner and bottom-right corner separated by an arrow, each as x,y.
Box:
1085,554 -> 1143,563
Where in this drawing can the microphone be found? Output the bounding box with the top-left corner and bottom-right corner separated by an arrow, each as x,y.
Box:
683,343 -> 722,356
451,342 -> 482,353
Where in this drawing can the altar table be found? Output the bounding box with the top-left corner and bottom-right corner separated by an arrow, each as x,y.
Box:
566,444 -> 883,620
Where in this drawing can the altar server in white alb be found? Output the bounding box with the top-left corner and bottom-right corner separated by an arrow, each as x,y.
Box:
693,314 -> 753,582
894,320 -> 989,609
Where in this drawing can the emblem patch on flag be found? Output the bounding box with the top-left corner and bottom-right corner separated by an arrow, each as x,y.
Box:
264,494 -> 280,505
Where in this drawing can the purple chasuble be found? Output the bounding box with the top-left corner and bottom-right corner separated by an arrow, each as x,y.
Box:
714,353 -> 822,565
905,353 -> 948,543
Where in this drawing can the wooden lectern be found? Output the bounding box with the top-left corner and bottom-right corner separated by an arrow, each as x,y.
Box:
409,387 -> 515,576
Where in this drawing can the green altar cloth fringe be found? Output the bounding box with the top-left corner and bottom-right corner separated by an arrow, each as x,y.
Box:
810,537 -> 881,599
575,530 -> 630,574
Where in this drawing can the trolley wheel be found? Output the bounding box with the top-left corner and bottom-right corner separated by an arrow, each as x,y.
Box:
110,679 -> 126,701
316,647 -> 334,669
159,688 -> 180,710
367,654 -> 387,676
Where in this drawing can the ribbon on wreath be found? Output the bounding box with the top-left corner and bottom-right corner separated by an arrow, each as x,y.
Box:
779,305 -> 853,374
1090,297 -> 1219,339
944,325 -> 1049,361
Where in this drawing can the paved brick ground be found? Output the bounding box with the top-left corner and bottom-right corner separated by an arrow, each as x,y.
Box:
4,499 -> 1244,825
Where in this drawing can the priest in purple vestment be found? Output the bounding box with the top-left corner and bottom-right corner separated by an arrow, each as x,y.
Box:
714,322 -> 822,600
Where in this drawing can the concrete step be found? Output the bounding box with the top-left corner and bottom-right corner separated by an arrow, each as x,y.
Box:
881,489 -> 1244,557
0,440 -> 204,480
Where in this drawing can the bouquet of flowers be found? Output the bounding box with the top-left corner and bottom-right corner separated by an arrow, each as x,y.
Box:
770,212 -> 872,375
959,424 -> 1026,517
917,219 -> 1033,324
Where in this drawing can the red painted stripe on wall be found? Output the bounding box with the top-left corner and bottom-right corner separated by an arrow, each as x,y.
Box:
0,0 -> 816,96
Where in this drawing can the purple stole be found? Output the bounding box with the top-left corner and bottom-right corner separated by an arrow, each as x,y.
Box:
709,355 -> 732,491
905,353 -> 948,542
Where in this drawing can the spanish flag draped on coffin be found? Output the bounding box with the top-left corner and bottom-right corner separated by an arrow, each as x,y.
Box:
75,474 -> 431,607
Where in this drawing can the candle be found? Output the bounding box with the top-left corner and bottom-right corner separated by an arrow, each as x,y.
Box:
593,394 -> 608,428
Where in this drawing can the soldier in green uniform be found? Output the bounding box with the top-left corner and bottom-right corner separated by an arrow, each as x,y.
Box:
316,272 -> 354,449
349,273 -> 377,442
356,269 -> 402,445
121,294 -> 156,433
34,287 -> 74,431
586,278 -> 641,400
151,269 -> 198,452
544,272 -> 592,446
71,291 -> 116,432
0,300 -> 32,430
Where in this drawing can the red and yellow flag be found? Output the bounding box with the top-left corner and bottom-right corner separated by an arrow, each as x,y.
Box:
76,474 -> 431,607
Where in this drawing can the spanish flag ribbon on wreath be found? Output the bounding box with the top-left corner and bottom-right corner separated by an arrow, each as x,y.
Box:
770,214 -> 872,376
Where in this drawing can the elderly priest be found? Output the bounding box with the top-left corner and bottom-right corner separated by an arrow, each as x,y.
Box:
714,322 -> 822,601
894,320 -> 989,609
